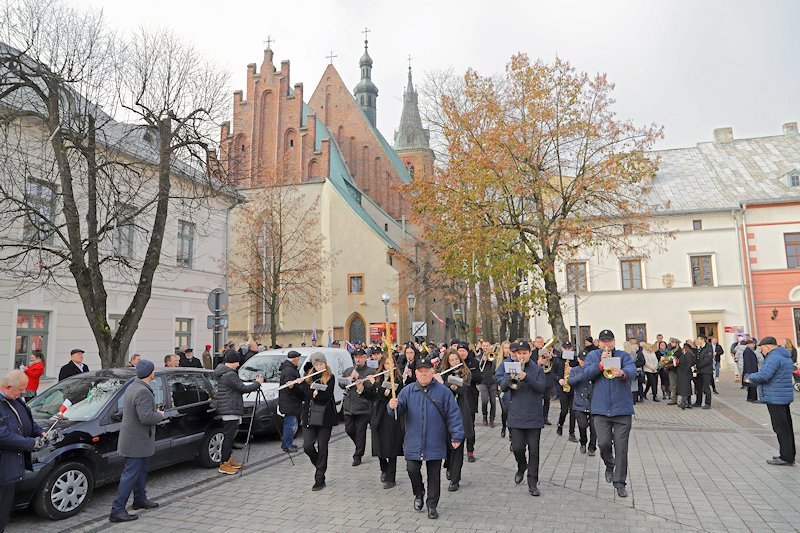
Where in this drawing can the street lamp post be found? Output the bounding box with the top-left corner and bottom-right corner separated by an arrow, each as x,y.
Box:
453,307 -> 463,340
407,292 -> 416,343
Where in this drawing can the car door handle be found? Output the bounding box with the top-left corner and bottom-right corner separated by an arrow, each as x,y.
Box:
206,408 -> 216,413
169,412 -> 187,418
157,419 -> 171,426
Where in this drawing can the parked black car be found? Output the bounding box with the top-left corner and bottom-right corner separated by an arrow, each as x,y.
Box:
14,367 -> 225,520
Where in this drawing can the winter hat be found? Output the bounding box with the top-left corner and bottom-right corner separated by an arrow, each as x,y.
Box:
224,351 -> 241,364
136,359 -> 155,379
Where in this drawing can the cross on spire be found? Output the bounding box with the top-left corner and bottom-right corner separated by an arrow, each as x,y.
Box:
326,50 -> 338,64
264,35 -> 274,49
362,26 -> 371,43
407,54 -> 412,71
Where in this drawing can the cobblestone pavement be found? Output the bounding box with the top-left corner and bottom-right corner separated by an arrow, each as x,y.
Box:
8,374 -> 800,532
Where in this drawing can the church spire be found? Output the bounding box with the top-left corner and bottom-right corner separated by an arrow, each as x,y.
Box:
394,63 -> 430,151
353,28 -> 378,127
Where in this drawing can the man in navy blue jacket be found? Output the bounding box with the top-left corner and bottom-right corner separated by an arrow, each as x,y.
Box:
1,370 -> 45,531
389,356 -> 464,520
574,329 -> 637,498
499,340 -> 547,496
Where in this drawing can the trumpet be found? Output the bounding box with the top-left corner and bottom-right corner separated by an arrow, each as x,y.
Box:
509,361 -> 526,390
601,348 -> 616,379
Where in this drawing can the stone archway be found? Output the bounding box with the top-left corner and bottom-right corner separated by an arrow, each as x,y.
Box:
346,313 -> 367,344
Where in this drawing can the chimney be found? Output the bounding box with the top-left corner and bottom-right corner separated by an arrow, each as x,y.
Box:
713,127 -> 733,144
783,122 -> 798,135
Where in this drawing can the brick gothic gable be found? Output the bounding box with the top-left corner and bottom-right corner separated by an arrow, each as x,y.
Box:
309,64 -> 409,220
219,49 -> 330,187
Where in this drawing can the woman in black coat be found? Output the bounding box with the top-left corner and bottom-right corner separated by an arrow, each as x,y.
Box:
741,340 -> 760,402
362,353 -> 404,489
297,353 -> 338,491
437,349 -> 473,492
675,343 -> 696,409
400,344 -> 419,386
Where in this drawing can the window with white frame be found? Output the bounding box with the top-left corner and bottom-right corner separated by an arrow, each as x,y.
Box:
690,255 -> 714,286
177,220 -> 194,268
175,318 -> 192,351
621,259 -> 643,290
113,205 -> 136,259
566,262 -> 588,293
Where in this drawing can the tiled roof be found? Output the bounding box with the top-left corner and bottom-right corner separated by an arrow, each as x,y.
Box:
648,132 -> 800,213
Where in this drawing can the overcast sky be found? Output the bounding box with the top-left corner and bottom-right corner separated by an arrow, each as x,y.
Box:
67,0 -> 799,150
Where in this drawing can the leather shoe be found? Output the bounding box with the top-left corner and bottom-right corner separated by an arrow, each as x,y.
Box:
702,405 -> 711,410
382,481 -> 396,489
352,457 -> 361,466
448,481 -> 459,492
467,454 -> 476,463
568,435 -> 578,443
580,445 -> 587,454
588,449 -> 596,456
414,495 -> 424,511
500,427 -> 506,438
605,468 -> 614,483
556,425 -> 563,436
616,486 -> 628,497
544,419 -> 552,425
109,511 -> 138,523
132,500 -> 159,510
311,481 -> 326,491
529,487 -> 540,496
514,469 -> 525,484
766,458 -> 795,466
427,507 -> 438,519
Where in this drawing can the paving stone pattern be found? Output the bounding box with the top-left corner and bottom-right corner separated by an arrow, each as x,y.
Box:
8,375 -> 799,533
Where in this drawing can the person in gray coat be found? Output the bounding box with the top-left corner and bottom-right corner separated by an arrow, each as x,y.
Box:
339,348 -> 375,466
109,360 -> 164,523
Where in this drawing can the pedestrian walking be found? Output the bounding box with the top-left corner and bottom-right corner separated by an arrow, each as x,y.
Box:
362,352 -> 404,489
476,340 -> 498,428
109,360 -> 164,523
694,336 -> 714,409
388,355 -> 464,520
500,340 -> 546,496
339,348 -> 375,466
215,351 -> 264,474
745,337 -> 796,466
438,349 -> 473,492
576,329 -> 637,498
278,351 -> 303,452
568,351 -> 597,455
1,370 -> 46,532
298,353 -> 338,491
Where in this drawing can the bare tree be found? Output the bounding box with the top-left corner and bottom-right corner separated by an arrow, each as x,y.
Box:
228,185 -> 331,348
0,0 -> 230,367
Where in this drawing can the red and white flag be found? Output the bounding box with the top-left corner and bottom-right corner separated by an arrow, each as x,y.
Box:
58,399 -> 72,415
431,310 -> 445,325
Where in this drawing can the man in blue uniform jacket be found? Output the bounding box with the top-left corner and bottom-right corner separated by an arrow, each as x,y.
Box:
389,356 -> 464,520
572,329 -> 637,498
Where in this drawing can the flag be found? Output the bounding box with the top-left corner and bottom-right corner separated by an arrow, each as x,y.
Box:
431,310 -> 445,325
57,399 -> 72,416
311,328 -> 317,343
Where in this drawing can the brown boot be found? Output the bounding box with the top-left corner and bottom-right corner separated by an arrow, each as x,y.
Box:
218,460 -> 237,475
228,459 -> 242,469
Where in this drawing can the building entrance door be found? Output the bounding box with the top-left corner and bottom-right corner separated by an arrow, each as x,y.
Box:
794,308 -> 800,345
696,322 -> 717,339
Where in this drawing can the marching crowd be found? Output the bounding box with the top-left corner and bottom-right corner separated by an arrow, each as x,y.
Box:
1,329 -> 796,528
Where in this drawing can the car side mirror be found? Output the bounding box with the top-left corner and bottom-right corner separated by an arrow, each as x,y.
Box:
110,410 -> 123,423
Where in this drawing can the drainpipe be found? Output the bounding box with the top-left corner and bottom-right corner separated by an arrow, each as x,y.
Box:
740,203 -> 758,337
733,209 -> 751,335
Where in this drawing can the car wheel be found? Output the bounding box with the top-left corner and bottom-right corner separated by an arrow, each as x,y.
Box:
198,427 -> 225,467
32,461 -> 94,520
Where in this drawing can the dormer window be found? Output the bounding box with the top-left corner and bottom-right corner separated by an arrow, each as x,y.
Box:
790,171 -> 800,187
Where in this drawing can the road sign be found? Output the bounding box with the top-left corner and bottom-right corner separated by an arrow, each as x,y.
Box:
412,321 -> 427,338
207,288 -> 228,313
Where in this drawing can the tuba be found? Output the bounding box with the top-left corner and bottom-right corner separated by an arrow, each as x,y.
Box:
540,337 -> 556,373
602,347 -> 616,379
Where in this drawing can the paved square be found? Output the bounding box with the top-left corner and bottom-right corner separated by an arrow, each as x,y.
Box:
8,376 -> 799,532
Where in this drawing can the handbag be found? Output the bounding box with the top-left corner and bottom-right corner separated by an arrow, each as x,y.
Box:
308,403 -> 326,426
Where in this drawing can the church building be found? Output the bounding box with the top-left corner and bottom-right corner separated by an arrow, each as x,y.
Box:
220,38 -> 450,347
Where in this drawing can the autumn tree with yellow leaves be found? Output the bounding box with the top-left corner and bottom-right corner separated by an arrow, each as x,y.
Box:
407,54 -> 663,342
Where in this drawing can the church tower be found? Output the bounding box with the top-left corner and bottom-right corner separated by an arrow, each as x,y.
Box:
353,37 -> 378,127
394,64 -> 435,180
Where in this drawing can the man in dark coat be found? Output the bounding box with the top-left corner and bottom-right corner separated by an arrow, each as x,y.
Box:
476,340 -> 498,428
58,348 -> 89,381
499,341 -> 546,496
278,351 -> 303,451
389,356 -> 464,520
709,336 -> 723,393
109,360 -> 164,523
1,370 -> 45,531
339,348 -> 375,466
742,338 -> 760,402
628,338 -> 645,403
694,336 -> 714,409
553,342 -> 578,442
214,352 -> 264,474
179,348 -> 203,368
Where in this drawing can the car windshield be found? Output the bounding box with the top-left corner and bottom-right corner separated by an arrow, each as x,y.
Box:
239,354 -> 305,383
28,377 -> 128,421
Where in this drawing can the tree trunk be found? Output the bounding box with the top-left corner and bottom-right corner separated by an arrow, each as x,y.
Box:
468,282 -> 478,344
542,262 -> 569,344
479,278 -> 494,342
